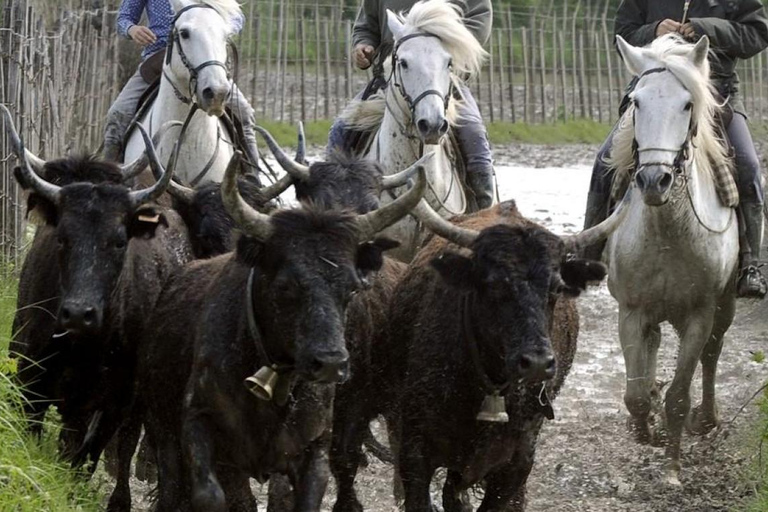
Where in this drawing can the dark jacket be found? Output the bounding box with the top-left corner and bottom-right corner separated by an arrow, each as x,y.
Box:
353,0 -> 492,71
615,0 -> 768,114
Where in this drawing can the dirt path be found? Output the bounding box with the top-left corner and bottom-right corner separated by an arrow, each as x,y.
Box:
111,143 -> 768,511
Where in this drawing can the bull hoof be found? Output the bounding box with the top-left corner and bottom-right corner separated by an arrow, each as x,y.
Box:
106,491 -> 131,512
135,459 -> 158,484
332,500 -> 363,512
626,416 -> 652,445
685,404 -> 719,436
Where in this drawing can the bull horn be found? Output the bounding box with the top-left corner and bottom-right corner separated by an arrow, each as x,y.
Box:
221,151 -> 274,241
128,123 -> 174,207
296,121 -> 307,165
381,153 -> 435,190
259,173 -> 294,202
166,178 -> 196,205
561,192 -> 630,253
254,125 -> 310,181
411,198 -> 479,248
120,120 -> 183,181
356,165 -> 427,242
1,104 -> 61,203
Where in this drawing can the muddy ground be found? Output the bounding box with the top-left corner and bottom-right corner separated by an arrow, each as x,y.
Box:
103,142 -> 768,511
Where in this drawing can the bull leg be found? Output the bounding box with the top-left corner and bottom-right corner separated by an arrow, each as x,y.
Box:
183,413 -> 226,512
106,414 -> 143,512
688,297 -> 734,436
218,467 -> 258,512
135,431 -> 158,483
152,426 -> 187,512
291,435 -> 332,512
619,305 -> 658,445
399,428 -> 436,512
441,471 -> 472,512
267,474 -> 294,512
330,393 -> 371,512
664,311 -> 715,486
477,434 -> 538,512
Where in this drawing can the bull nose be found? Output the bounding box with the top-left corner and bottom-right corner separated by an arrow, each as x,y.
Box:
308,351 -> 350,384
60,302 -> 102,334
517,348 -> 556,383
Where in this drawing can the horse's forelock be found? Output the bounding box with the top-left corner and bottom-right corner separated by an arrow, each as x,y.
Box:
196,0 -> 243,23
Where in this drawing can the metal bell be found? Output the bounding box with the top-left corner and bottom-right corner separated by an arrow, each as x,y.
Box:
244,366 -> 279,401
476,392 -> 509,423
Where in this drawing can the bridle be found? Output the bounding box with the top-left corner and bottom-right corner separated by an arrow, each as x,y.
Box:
388,32 -> 455,127
163,3 -> 234,105
631,67 -> 696,182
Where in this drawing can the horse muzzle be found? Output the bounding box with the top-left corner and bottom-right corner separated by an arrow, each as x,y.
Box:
416,116 -> 449,145
198,84 -> 231,117
635,166 -> 674,206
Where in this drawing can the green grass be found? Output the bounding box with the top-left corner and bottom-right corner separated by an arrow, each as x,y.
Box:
256,119 -> 613,149
753,351 -> 766,364
0,273 -> 101,511
740,388 -> 768,512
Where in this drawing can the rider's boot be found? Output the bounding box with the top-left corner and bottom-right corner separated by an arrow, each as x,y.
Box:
737,201 -> 767,298
230,88 -> 264,187
102,140 -> 123,163
466,165 -> 496,210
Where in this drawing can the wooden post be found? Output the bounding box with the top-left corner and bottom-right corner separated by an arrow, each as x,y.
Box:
345,20 -> 352,101
538,23 -> 546,123
272,0 -> 284,120
488,27 -> 495,123
299,16 -> 306,123
571,1 -> 580,120
602,10 -> 615,122
315,3 -> 321,121
578,30 -> 587,119
261,0 -> 275,118
324,19 -> 331,119
506,11 -> 516,123
497,31 -> 505,123
522,26 -> 530,123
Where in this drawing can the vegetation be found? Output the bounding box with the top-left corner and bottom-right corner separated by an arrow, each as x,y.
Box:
0,274 -> 101,511
740,388 -> 768,512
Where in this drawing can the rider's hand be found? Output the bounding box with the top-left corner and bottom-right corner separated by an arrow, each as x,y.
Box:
353,44 -> 375,70
128,25 -> 157,47
655,19 -> 682,37
680,22 -> 698,41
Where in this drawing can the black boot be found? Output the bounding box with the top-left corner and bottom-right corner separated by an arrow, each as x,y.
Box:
466,167 -> 496,210
737,201 -> 767,298
581,190 -> 612,261
239,124 -> 265,187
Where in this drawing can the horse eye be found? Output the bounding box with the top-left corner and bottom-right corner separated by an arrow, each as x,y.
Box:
684,102 -> 693,111
179,29 -> 190,40
447,59 -> 453,69
632,99 -> 640,109
400,59 -> 408,70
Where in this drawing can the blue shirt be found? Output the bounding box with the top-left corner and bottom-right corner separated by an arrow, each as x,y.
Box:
117,0 -> 244,60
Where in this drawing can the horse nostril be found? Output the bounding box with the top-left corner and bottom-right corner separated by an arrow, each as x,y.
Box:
417,119 -> 430,135
202,87 -> 214,101
659,172 -> 673,190
635,172 -> 646,189
438,120 -> 449,134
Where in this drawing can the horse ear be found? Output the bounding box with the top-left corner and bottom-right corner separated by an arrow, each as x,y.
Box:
615,35 -> 647,76
169,0 -> 190,14
689,36 -> 710,69
386,10 -> 406,41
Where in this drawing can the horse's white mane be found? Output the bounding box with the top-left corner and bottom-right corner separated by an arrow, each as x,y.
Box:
196,0 -> 243,21
609,34 -> 731,184
398,0 -> 488,76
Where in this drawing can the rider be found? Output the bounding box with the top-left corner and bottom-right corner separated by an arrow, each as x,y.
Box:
328,0 -> 496,209
582,0 -> 768,298
104,0 -> 262,182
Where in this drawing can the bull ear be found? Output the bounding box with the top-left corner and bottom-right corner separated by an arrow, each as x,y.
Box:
26,193 -> 58,226
559,258 -> 607,295
356,237 -> 399,276
129,206 -> 168,240
430,251 -> 474,290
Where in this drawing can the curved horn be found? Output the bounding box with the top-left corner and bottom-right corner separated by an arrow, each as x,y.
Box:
254,125 -> 310,181
381,153 -> 435,190
120,120 -> 183,181
221,151 -> 274,241
295,121 -> 307,165
166,178 -> 196,205
411,198 -> 479,248
562,191 -> 631,253
128,123 -> 174,207
1,104 -> 61,203
356,165 -> 427,242
258,173 -> 294,202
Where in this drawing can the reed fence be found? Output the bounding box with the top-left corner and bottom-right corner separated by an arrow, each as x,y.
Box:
2,0 -> 768,272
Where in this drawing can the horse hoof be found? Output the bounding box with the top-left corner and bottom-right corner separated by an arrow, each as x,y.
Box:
685,404 -> 719,436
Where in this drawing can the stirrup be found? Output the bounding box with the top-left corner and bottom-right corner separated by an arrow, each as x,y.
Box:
736,264 -> 767,299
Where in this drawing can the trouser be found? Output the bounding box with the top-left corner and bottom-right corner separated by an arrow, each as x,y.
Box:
583,112 -> 764,262
327,83 -> 493,175
104,62 -> 258,167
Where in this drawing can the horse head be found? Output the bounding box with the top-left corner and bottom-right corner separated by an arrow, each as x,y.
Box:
615,34 -> 713,206
167,0 -> 240,116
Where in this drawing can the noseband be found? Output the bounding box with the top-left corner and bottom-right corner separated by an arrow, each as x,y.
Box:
163,3 -> 234,105
389,33 -> 455,119
631,67 -> 696,180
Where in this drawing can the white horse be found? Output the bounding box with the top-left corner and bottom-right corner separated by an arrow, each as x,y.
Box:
607,34 -> 739,486
340,0 -> 489,261
123,0 -> 240,186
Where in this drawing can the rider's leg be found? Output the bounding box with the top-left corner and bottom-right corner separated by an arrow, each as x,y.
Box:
728,112 -> 767,298
582,122 -> 620,261
456,85 -> 495,210
229,85 -> 264,186
103,67 -> 151,162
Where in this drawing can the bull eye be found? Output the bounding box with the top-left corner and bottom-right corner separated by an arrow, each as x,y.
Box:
179,28 -> 190,40
114,239 -> 127,250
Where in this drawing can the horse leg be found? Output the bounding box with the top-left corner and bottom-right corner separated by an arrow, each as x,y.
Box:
619,305 -> 658,445
664,311 -> 715,486
687,297 -> 735,435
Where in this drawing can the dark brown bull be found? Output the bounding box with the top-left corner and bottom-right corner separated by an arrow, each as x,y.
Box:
137,152 -> 426,511
328,196 -> 628,511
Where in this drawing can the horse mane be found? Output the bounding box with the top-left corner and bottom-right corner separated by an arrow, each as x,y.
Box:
199,0 -> 243,21
608,34 -> 731,185
398,0 -> 488,77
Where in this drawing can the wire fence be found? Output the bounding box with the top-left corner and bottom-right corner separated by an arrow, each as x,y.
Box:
2,0 -> 768,272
